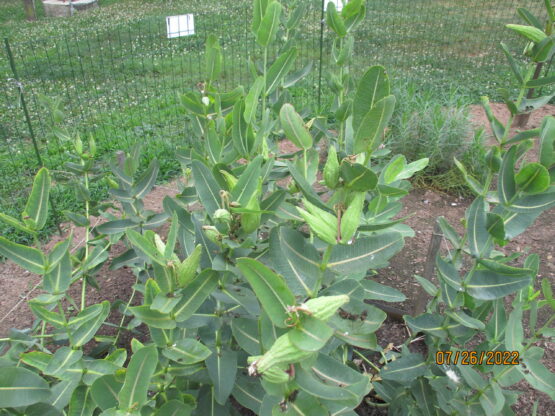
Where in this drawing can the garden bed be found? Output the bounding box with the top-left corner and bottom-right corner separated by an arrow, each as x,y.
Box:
1,103 -> 554,413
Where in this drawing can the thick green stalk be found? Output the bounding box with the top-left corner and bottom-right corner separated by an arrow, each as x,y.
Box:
81,169 -> 90,311
261,47 -> 269,159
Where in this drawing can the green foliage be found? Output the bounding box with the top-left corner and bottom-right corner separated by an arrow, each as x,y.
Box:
0,1 -> 553,415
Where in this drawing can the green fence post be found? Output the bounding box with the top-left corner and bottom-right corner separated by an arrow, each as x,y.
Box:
4,37 -> 63,236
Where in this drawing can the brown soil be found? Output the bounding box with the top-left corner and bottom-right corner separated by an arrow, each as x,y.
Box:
0,108 -> 553,414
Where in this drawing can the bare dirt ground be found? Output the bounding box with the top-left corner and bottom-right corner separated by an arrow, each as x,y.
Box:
0,105 -> 553,414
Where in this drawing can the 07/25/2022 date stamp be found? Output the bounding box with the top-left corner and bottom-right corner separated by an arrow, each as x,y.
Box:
436,350 -> 520,366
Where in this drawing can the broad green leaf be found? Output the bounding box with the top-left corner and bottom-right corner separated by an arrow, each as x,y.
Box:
43,251 -> 72,294
466,270 -> 531,300
130,305 -> 176,329
507,190 -> 555,213
341,0 -> 363,18
155,400 -> 193,416
413,275 -> 438,297
252,0 -> 269,34
232,100 -> 256,157
151,293 -> 181,314
0,212 -> 35,234
527,74 -> 555,88
45,347 -> 83,376
231,318 -> 261,356
82,359 -> 121,386
47,235 -> 72,271
266,48 -> 297,95
486,299 -> 507,341
205,34 -> 222,82
126,230 -> 165,266
91,374 -> 123,411
486,212 -> 505,240
466,196 -> 491,258
353,66 -> 390,132
237,258 -> 295,328
506,24 -> 546,43
289,316 -> 333,352
340,162 -> 377,191
118,344 -> 158,411
478,259 -> 533,277
404,314 -> 447,338
232,375 -> 264,414
20,351 -> 52,373
206,349 -> 237,405
499,146 -> 517,205
283,62 -> 313,88
516,163 -> 550,194
162,338 -> 212,364
196,385 -> 230,416
411,378 -> 436,416
519,356 -> 555,399
269,227 -> 320,297
327,232 -> 404,275
244,76 -> 264,124
481,97 -> 506,142
295,367 -> 360,404
517,7 -> 543,29
231,155 -> 263,205
24,403 -> 62,416
96,219 -> 138,235
454,158 -> 483,195
191,160 -> 222,217
68,385 -> 96,416
380,354 -> 427,383
360,279 -> 406,302
0,367 -> 50,407
72,301 -> 110,347
23,167 -> 51,230
132,159 -> 159,199
0,236 -> 46,275
539,116 -> 555,168
50,378 -> 79,410
446,310 -> 485,330
505,305 -> 523,352
500,42 -> 523,84
287,161 -> 330,210
173,269 -> 219,322
354,95 -> 396,154
29,302 -> 66,328
436,255 -> 462,290
280,103 -> 312,150
326,2 -> 346,37
256,1 -> 281,47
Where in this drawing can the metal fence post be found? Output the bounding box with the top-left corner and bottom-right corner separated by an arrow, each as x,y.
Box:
4,37 -> 63,235
317,0 -> 325,111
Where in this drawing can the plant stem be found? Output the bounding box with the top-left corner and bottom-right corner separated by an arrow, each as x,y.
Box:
261,47 -> 269,159
114,286 -> 136,347
81,171 -> 90,311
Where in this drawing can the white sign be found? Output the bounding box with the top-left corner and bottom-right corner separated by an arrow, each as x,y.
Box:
324,0 -> 345,12
166,14 -> 195,38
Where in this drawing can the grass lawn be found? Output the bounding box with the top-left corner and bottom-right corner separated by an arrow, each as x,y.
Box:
0,0 -> 547,243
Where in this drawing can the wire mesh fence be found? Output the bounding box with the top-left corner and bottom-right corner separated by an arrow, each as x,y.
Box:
0,0 -> 549,238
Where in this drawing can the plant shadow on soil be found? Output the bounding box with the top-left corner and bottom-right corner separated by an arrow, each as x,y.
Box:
0,106 -> 554,415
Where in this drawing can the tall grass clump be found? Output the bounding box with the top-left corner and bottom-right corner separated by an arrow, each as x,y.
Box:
385,81 -> 487,194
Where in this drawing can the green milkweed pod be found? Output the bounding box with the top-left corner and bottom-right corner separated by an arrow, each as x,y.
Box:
340,192 -> 365,244
324,145 -> 340,189
220,170 -> 238,190
302,295 -> 350,321
202,225 -> 222,244
214,208 -> 232,224
297,199 -> 337,245
250,333 -> 312,375
177,244 -> 202,287
241,186 -> 262,234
